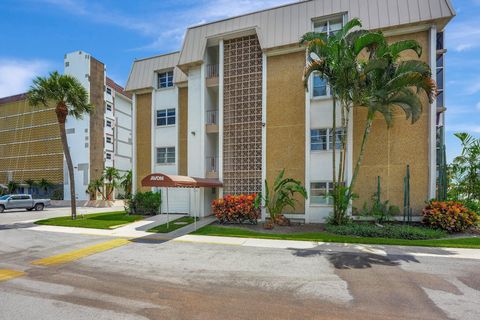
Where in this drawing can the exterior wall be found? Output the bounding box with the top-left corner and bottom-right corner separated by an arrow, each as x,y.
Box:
266,51 -> 306,213
135,92 -> 152,191
352,30 -> 431,214
64,51 -> 92,200
187,67 -> 203,178
114,93 -> 133,175
0,96 -> 63,186
223,35 -> 263,195
178,87 -> 188,175
89,57 -> 106,183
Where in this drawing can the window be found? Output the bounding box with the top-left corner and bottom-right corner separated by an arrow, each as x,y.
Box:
311,128 -> 345,151
106,104 -> 112,112
312,73 -> 328,97
106,87 -> 112,95
106,120 -> 112,128
156,108 -> 176,126
106,153 -> 112,160
314,18 -> 343,36
156,147 -> 175,164
106,136 -> 112,144
158,71 -> 173,89
311,182 -> 344,205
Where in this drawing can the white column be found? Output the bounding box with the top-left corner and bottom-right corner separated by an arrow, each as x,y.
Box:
304,72 -> 311,223
132,93 -> 137,194
428,25 -> 437,199
261,52 -> 267,221
219,40 -> 224,197
151,90 -> 156,178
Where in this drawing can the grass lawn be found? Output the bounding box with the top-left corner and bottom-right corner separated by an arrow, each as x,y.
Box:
35,211 -> 144,229
192,225 -> 480,249
148,216 -> 198,233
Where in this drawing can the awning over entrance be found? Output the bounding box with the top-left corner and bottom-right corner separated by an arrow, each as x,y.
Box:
141,173 -> 223,188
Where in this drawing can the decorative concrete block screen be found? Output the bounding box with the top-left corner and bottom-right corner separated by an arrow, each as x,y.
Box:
223,34 -> 263,195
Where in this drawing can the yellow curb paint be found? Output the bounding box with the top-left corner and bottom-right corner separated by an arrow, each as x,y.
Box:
31,238 -> 130,266
172,239 -> 242,246
0,269 -> 25,282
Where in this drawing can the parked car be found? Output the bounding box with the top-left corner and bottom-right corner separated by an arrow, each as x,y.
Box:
0,194 -> 51,213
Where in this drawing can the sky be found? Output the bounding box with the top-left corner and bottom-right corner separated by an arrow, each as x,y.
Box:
0,0 -> 478,161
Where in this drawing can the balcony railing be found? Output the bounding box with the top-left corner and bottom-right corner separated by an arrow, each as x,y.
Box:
206,64 -> 219,79
206,156 -> 219,178
206,110 -> 219,125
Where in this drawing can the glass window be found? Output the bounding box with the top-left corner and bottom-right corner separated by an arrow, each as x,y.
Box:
313,73 -> 328,97
106,136 -> 112,144
158,71 -> 174,89
106,87 -> 112,95
314,17 -> 343,36
156,108 -> 176,126
311,129 -> 328,150
156,147 -> 175,164
329,128 -> 346,150
106,104 -> 112,112
106,120 -> 112,127
311,182 -> 330,205
106,153 -> 112,160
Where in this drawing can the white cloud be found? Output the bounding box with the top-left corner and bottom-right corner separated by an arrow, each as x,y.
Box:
0,59 -> 51,97
446,123 -> 480,134
477,102 -> 480,111
446,20 -> 480,52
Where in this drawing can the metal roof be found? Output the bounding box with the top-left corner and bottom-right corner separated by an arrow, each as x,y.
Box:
178,0 -> 455,69
125,52 -> 188,92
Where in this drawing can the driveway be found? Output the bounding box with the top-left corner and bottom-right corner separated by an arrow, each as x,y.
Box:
0,227 -> 479,319
0,205 -> 126,226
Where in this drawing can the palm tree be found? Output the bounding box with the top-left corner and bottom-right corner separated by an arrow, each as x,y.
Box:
349,37 -> 436,195
25,179 -> 36,195
7,181 -> 18,194
120,170 -> 133,198
38,178 -> 53,195
103,167 -> 121,200
28,71 -> 94,219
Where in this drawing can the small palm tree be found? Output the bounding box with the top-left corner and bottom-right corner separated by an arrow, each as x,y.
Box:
120,170 -> 133,198
28,71 -> 94,219
255,169 -> 308,227
25,179 -> 36,195
7,181 -> 18,194
38,178 -> 53,195
103,167 -> 121,200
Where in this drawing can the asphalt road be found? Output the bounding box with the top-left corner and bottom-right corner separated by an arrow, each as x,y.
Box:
0,228 -> 479,320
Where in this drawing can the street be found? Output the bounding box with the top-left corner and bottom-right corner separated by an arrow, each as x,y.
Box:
1,225 -> 479,320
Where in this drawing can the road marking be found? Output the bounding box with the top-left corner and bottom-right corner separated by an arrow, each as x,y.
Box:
31,238 -> 130,266
0,269 -> 25,282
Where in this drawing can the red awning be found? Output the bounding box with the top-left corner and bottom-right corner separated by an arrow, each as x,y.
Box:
141,173 -> 223,188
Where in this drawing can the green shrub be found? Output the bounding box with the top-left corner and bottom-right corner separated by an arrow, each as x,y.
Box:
50,189 -> 64,200
126,191 -> 161,216
325,223 -> 447,240
422,201 -> 478,233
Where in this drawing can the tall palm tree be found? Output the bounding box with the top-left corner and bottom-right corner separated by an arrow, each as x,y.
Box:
103,167 -> 121,200
120,170 -> 133,198
38,178 -> 53,194
28,71 -> 93,219
7,181 -> 18,194
349,38 -> 436,194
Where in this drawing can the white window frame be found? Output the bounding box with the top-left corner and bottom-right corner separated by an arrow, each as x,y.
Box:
106,120 -> 112,128
156,108 -> 176,127
106,103 -> 112,112
312,72 -> 330,98
105,153 -> 112,160
156,147 -> 175,165
106,136 -> 112,144
106,87 -> 112,95
310,181 -> 345,206
311,128 -> 345,151
157,70 -> 174,89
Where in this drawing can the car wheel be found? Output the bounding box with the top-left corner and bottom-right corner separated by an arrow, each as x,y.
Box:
0,205 -> 4,213
35,203 -> 44,211
26,208 -> 34,211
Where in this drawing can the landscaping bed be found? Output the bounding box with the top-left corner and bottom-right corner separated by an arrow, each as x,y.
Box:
148,216 -> 198,233
35,211 -> 144,229
192,222 -> 480,249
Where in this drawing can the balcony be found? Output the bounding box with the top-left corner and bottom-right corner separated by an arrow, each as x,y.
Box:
206,64 -> 219,87
206,156 -> 219,179
205,110 -> 219,133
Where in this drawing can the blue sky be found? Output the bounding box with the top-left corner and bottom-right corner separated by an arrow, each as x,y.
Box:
0,0 -> 478,161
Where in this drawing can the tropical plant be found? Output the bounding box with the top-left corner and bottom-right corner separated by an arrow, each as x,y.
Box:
102,167 -> 121,200
448,133 -> 480,207
25,179 -> 36,195
120,170 -> 133,199
212,194 -> 259,224
7,181 -> 18,194
126,191 -> 161,216
301,18 -> 385,223
28,71 -> 94,219
255,169 -> 307,227
422,200 -> 478,233
328,185 -> 357,225
88,179 -> 105,200
38,178 -> 53,194
86,182 -> 97,200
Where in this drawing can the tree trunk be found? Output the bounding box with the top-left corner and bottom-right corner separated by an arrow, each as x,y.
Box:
332,96 -> 337,214
349,112 -> 374,196
56,103 -> 77,220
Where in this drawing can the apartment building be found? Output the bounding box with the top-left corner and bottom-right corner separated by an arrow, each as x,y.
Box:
126,0 -> 454,222
0,94 -> 63,193
63,51 -> 133,201
0,51 -> 133,200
